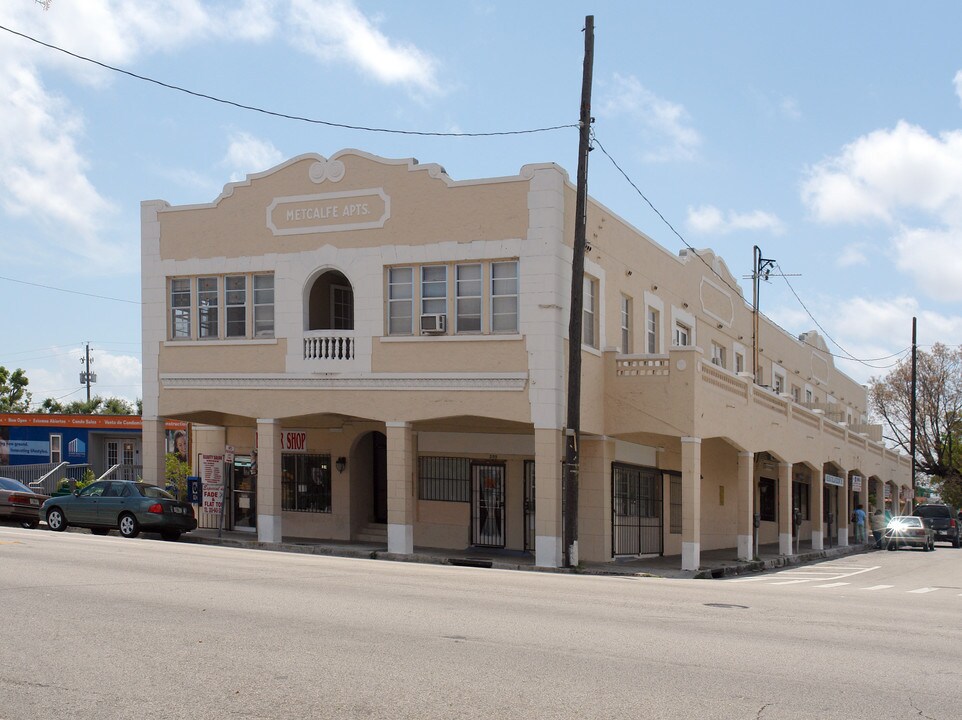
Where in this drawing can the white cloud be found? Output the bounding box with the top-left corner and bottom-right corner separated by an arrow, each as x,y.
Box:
892,226 -> 962,301
686,204 -> 784,235
287,0 -> 439,93
598,74 -> 701,162
25,348 -> 142,409
223,132 -> 284,182
836,243 -> 868,268
802,121 -> 962,225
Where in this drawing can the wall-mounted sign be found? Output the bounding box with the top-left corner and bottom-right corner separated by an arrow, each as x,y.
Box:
824,473 -> 845,487
267,188 -> 390,236
851,475 -> 863,492
281,430 -> 308,453
200,454 -> 224,514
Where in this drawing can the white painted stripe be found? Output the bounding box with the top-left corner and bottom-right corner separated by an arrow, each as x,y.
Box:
862,585 -> 894,591
726,577 -> 770,582
908,587 -> 939,594
769,579 -> 811,585
814,582 -> 850,588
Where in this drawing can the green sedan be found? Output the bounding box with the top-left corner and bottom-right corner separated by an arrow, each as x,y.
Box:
39,480 -> 197,541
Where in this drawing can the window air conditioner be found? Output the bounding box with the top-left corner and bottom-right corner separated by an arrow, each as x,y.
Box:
420,314 -> 446,335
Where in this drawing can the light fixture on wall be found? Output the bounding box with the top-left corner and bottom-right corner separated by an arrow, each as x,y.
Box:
335,457 -> 347,473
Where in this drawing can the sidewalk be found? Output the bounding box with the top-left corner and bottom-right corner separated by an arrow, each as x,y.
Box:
183,528 -> 876,580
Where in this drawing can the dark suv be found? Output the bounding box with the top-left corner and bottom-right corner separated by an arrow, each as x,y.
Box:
913,504 -> 961,548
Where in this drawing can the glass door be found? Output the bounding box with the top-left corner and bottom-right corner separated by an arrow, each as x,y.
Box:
471,463 -> 505,548
231,456 -> 256,531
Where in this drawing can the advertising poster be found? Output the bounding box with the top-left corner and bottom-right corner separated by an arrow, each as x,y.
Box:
200,454 -> 225,515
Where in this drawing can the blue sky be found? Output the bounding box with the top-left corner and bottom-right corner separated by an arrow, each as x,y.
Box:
1,0 -> 961,410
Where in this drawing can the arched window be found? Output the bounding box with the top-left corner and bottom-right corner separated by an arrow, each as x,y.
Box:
308,271 -> 354,330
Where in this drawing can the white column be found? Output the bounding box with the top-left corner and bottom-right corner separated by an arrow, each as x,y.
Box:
681,437 -> 702,571
534,427 -> 564,568
838,468 -> 849,547
737,451 -> 754,561
141,417 -> 167,488
256,418 -> 282,543
811,467 -> 824,550
778,462 -> 793,555
386,421 -> 414,555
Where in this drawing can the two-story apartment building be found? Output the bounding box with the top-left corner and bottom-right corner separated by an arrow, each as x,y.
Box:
140,149 -> 910,570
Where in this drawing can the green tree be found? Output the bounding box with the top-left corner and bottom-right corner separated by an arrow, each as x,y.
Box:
0,366 -> 32,412
39,395 -> 138,415
869,343 -> 962,506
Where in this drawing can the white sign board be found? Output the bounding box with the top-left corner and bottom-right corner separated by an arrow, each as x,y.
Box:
200,454 -> 225,514
851,475 -> 863,492
824,473 -> 845,487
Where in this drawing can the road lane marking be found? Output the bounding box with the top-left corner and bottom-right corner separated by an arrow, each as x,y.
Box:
726,577 -> 770,582
814,582 -> 850,588
769,579 -> 811,585
908,587 -> 939,594
862,585 -> 894,591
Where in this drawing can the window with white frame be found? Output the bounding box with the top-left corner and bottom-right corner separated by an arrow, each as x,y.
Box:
620,295 -> 632,353
225,276 -> 247,338
646,308 -> 659,353
734,351 -> 745,374
252,274 -> 275,337
388,267 -> 414,335
791,385 -> 801,403
50,434 -> 62,463
331,285 -> 353,330
673,321 -> 691,347
710,342 -> 726,368
773,370 -> 786,394
456,263 -> 482,333
170,278 -> 191,339
805,388 -> 814,403
421,265 -> 448,317
583,277 -> 598,348
198,277 -> 219,338
490,261 -> 519,333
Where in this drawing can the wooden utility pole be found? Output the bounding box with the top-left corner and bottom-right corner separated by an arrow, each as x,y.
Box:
563,15 -> 594,568
910,316 -> 917,502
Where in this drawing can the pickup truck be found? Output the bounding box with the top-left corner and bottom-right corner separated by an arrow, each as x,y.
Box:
913,504 -> 961,548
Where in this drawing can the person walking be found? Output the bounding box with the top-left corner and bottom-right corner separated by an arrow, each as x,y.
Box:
853,503 -> 867,544
870,508 -> 886,549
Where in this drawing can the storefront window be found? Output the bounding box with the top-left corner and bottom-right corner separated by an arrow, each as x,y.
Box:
282,454 -> 331,513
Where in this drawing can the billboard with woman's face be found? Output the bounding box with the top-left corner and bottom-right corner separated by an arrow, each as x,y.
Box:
166,429 -> 189,463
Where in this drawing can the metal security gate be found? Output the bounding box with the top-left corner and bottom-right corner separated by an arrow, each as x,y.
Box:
612,463 -> 663,556
471,463 -> 505,548
523,460 -> 535,552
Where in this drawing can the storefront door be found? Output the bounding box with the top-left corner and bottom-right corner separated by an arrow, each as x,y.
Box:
471,463 -> 505,548
231,456 -> 256,531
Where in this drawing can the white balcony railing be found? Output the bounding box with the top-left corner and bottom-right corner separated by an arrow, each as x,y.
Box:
303,330 -> 355,361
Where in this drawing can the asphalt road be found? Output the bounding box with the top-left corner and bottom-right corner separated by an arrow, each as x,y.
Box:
2,525 -> 960,720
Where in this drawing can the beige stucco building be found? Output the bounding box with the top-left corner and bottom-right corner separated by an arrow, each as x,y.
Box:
140,149 -> 910,570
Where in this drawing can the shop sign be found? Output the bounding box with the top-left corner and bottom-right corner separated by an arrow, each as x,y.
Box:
851,475 -> 863,492
884,484 -> 892,499
824,473 -> 845,487
200,454 -> 225,514
281,430 -> 309,453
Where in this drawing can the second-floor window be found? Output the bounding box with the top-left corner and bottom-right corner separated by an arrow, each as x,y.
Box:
168,273 -> 274,340
646,308 -> 659,353
674,321 -> 691,347
583,277 -> 598,348
386,260 -> 519,336
734,351 -> 745,374
710,342 -> 726,368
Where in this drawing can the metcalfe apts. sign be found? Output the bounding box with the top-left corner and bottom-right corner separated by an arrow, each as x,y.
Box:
267,189 -> 390,235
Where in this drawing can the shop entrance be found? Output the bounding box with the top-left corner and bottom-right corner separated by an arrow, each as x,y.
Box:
231,456 -> 256,532
611,463 -> 663,556
372,432 -> 387,524
471,463 -> 505,548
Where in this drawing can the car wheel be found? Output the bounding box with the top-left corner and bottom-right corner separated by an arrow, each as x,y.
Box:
46,508 -> 67,532
953,536 -> 960,549
160,531 -> 181,542
887,541 -> 896,551
20,521 -> 39,529
90,528 -> 110,536
118,513 -> 140,539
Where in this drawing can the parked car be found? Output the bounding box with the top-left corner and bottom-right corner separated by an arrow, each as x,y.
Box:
0,476 -> 50,529
912,503 -> 961,548
39,480 -> 197,541
884,515 -> 935,551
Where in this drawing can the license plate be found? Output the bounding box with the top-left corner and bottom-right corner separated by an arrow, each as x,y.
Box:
172,506 -> 184,514
29,498 -> 39,506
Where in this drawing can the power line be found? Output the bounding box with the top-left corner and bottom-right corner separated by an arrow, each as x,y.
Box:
592,132 -> 908,369
0,275 -> 139,304
0,24 -> 578,138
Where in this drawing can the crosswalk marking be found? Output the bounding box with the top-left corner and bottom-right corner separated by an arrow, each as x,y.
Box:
862,585 -> 894,591
814,582 -> 850,588
908,587 -> 939,594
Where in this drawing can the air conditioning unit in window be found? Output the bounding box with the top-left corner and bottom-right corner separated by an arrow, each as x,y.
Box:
420,314 -> 446,335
